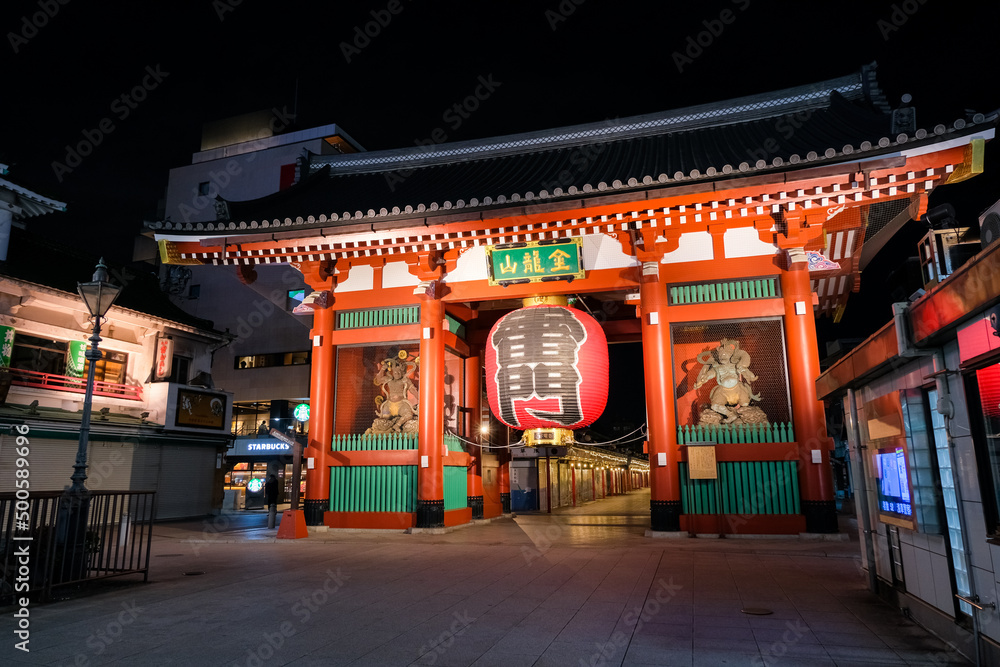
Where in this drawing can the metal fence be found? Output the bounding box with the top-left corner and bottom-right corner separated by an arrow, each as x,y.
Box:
0,490 -> 155,604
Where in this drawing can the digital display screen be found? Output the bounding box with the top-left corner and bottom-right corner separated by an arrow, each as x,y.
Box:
288,289 -> 305,303
875,446 -> 913,519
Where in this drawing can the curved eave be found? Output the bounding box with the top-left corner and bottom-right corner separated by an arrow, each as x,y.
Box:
150,114 -> 997,237
0,177 -> 67,218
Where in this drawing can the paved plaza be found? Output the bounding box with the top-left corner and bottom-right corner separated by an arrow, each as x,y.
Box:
2,490 -> 971,666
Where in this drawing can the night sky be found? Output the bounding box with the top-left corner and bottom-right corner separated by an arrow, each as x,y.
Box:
3,0 -> 999,353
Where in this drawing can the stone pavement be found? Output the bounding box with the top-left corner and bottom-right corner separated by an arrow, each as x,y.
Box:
1,490 -> 970,666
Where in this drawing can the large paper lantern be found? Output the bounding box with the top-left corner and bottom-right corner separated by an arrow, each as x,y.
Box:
485,298 -> 608,446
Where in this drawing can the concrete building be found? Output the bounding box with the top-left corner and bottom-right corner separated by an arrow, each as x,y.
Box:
816,199 -> 1000,662
0,165 -> 233,518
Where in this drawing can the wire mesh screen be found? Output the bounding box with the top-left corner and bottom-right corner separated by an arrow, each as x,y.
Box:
863,198 -> 913,243
672,318 -> 790,428
335,345 -> 420,435
444,349 -> 463,436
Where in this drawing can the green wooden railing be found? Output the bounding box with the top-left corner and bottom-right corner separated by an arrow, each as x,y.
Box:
669,278 -> 778,305
330,465 -> 417,512
338,306 -> 419,330
444,433 -> 465,452
332,433 -> 418,450
328,433 -> 469,514
677,421 -> 794,444
444,467 -> 467,511
679,461 -> 800,515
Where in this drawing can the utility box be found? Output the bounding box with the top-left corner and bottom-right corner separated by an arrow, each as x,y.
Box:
918,227 -> 978,289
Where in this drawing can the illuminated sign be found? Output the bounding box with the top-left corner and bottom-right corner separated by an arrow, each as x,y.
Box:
246,478 -> 264,493
486,238 -> 584,286
293,403 -> 310,421
247,443 -> 290,451
875,446 -> 913,521
155,337 -> 174,380
175,389 -> 227,429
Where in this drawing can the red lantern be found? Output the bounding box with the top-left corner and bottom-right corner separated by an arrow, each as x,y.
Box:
485,304 -> 609,432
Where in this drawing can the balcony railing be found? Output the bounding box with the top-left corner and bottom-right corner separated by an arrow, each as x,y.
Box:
7,367 -> 143,401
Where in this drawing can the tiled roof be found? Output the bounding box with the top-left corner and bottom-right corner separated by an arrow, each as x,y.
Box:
150,64 -> 997,234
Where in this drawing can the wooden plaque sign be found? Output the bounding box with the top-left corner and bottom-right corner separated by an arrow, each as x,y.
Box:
686,442 -> 717,480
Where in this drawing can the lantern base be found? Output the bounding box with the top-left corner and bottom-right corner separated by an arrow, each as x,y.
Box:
523,428 -> 573,448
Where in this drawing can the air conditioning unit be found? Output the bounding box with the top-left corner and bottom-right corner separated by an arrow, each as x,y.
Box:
980,199 -> 1000,250
918,227 -> 977,289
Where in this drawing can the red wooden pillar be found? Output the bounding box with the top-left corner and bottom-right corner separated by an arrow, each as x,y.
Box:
417,291 -> 445,527
464,355 -> 484,520
304,291 -> 335,527
781,259 -> 837,532
640,260 -> 681,530
498,455 -> 510,514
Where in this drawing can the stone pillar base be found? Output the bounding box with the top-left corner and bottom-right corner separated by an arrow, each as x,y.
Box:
802,500 -> 839,533
651,499 -> 681,532
468,495 -> 484,520
416,499 -> 444,528
303,499 -> 327,526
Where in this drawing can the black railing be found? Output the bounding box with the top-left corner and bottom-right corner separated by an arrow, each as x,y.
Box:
0,490 -> 156,604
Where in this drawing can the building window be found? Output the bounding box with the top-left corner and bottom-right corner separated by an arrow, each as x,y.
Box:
188,284 -> 201,299
83,350 -> 128,385
928,387 -> 973,617
168,355 -> 191,384
10,334 -> 68,375
198,182 -> 211,196
235,351 -> 310,370
968,362 -> 1000,537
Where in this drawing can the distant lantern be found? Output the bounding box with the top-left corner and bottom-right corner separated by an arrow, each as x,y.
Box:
485,297 -> 608,447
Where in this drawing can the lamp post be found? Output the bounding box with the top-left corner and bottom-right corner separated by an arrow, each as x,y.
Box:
59,259 -> 121,579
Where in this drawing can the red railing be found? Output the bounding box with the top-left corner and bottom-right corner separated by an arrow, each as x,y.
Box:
8,367 -> 143,401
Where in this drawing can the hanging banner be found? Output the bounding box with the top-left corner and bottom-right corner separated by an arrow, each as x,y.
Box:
155,337 -> 174,380
66,340 -> 87,378
0,325 -> 14,367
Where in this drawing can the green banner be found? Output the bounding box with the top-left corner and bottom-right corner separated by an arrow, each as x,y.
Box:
0,326 -> 13,367
66,340 -> 87,378
486,238 -> 584,286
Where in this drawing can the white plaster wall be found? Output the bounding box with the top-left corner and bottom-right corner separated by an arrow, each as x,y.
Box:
443,246 -> 488,284
723,226 -> 776,258
336,264 -> 374,293
582,234 -> 640,271
382,260 -> 420,288
661,231 -> 714,264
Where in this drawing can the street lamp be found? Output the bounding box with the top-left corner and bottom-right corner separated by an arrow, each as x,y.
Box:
58,259 -> 120,581
70,259 -> 122,492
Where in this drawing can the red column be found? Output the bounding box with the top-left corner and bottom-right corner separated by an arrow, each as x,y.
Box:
417,294 -> 445,527
464,355 -> 484,519
304,301 -> 335,526
640,262 -> 681,530
781,261 -> 837,532
498,457 -> 510,514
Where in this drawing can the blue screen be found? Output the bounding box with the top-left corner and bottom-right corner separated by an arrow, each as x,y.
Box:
876,447 -> 912,517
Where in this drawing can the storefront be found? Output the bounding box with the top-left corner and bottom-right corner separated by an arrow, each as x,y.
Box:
224,434 -> 305,509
